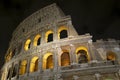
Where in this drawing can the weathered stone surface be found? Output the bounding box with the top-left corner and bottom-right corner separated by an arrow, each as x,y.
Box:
1,3 -> 120,80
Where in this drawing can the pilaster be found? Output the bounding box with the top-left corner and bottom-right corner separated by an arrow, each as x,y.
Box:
88,40 -> 97,61
38,50 -> 43,73
94,73 -> 101,80
70,44 -> 77,65
26,58 -> 30,76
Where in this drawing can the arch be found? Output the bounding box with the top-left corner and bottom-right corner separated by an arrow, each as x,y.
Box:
12,67 -> 17,77
46,55 -> 53,69
24,39 -> 31,51
34,34 -> 41,46
7,68 -> 11,79
106,51 -> 116,61
58,26 -> 68,39
61,50 -> 70,66
45,30 -> 53,42
77,50 -> 88,63
29,56 -> 39,73
19,60 -> 27,75
76,46 -> 90,63
43,53 -> 53,69
60,30 -> 68,39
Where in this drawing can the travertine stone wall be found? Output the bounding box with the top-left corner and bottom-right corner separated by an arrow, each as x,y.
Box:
1,3 -> 120,80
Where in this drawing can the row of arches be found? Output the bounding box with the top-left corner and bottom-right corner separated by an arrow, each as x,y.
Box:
5,26 -> 68,62
6,48 -> 117,79
18,50 -> 117,75
14,47 -> 90,76
24,26 -> 68,51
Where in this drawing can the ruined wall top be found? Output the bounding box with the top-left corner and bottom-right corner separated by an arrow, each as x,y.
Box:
12,3 -> 65,41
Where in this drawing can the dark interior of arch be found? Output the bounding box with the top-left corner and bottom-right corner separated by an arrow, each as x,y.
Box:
12,67 -> 17,77
7,69 -> 10,79
77,50 -> 88,64
48,33 -> 53,42
28,42 -> 31,49
34,59 -> 38,71
60,30 -> 68,39
37,37 -> 41,45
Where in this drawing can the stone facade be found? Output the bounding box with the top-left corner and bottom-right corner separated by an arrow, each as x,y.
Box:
1,3 -> 120,80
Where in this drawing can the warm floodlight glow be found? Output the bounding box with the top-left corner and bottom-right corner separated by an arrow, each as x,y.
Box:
58,26 -> 68,39
19,60 -> 27,75
61,51 -> 70,66
34,34 -> 41,46
24,39 -> 31,51
45,30 -> 53,42
43,53 -> 53,69
29,56 -> 39,73
76,46 -> 90,63
107,51 -> 116,61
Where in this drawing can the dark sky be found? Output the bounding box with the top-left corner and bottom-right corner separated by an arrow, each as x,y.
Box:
0,0 -> 120,69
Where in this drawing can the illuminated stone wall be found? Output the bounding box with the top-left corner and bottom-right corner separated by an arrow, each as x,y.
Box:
1,3 -> 120,80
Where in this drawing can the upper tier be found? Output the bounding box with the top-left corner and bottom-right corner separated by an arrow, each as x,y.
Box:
12,3 -> 66,42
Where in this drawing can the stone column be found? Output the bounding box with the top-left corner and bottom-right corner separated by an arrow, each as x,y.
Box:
69,44 -> 77,65
9,64 -> 13,80
16,63 -> 20,79
118,69 -> 120,78
115,49 -> 120,64
38,50 -> 43,73
53,50 -> 58,71
73,75 -> 79,80
95,73 -> 101,80
115,72 -> 120,79
88,40 -> 97,61
53,45 -> 62,80
26,58 -> 30,76
41,31 -> 46,44
53,24 -> 58,41
2,68 -> 7,80
28,37 -> 33,50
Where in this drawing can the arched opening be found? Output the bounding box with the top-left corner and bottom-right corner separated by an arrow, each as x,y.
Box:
76,46 -> 90,63
7,69 -> 11,79
48,33 -> 53,42
24,39 -> 31,51
29,56 -> 39,73
46,55 -> 53,69
58,26 -> 68,39
43,53 -> 53,70
45,30 -> 53,43
60,30 -> 68,39
12,67 -> 17,77
19,60 -> 27,75
61,52 -> 70,66
106,51 -> 116,61
77,50 -> 88,63
34,34 -> 41,46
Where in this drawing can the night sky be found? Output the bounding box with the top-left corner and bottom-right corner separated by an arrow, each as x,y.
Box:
0,0 -> 120,69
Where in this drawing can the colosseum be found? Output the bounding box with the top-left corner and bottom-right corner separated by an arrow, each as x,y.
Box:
1,3 -> 120,80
